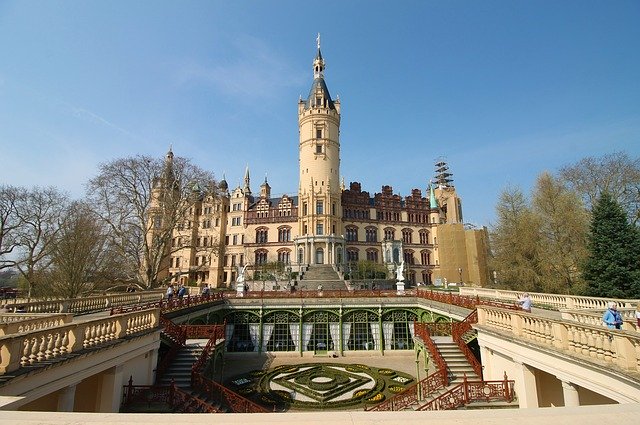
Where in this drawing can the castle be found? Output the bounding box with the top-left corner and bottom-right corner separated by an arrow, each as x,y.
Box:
152,39 -> 491,290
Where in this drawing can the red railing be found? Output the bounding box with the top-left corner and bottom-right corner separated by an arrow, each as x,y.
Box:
451,309 -> 482,377
414,322 -> 449,387
110,292 -> 226,316
368,322 -> 449,411
417,374 -> 515,411
122,378 -> 221,413
155,317 -> 187,384
192,373 -> 269,413
190,325 -> 269,413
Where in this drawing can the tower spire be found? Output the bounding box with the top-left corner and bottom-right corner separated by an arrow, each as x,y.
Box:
243,165 -> 251,195
313,33 -> 325,79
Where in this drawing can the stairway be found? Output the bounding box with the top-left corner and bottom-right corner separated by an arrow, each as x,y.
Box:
158,339 -> 207,388
432,336 -> 480,382
297,265 -> 347,290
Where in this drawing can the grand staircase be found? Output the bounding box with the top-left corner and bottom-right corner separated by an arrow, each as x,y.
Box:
433,336 -> 480,382
157,340 -> 207,389
296,265 -> 347,290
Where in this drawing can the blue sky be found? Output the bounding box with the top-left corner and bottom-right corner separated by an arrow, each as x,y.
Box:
0,1 -> 638,226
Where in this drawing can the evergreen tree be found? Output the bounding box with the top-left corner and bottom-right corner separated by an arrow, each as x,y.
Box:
583,192 -> 640,298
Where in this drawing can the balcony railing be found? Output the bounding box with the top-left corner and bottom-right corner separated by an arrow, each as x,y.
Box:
0,308 -> 160,375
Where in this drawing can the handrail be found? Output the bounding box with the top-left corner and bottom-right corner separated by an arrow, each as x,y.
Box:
110,292 -> 226,316
459,287 -> 640,310
6,291 -> 164,315
367,321 -> 449,411
0,308 -> 159,374
190,323 -> 269,413
451,309 -> 482,377
414,321 -> 449,386
417,374 -> 515,411
154,316 -> 187,384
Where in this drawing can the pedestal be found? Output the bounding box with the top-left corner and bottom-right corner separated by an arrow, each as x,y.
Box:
236,283 -> 247,297
396,281 -> 405,294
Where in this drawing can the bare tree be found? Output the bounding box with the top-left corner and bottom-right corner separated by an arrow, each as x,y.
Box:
560,152 -> 640,224
12,187 -> 69,298
87,152 -> 218,289
0,185 -> 27,270
46,202 -> 121,298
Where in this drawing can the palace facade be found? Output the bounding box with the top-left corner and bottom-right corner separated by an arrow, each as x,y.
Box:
153,43 -> 491,289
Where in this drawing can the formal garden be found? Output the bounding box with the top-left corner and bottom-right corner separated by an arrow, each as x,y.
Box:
227,362 -> 415,411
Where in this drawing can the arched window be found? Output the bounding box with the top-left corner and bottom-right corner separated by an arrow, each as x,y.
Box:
402,228 -> 413,244
278,226 -> 291,242
277,249 -> 291,264
347,248 -> 359,262
255,249 -> 268,265
256,227 -> 268,244
403,250 -> 415,265
419,229 -> 429,245
365,226 -> 377,242
420,250 -> 431,265
346,226 -> 358,242
366,249 -> 378,262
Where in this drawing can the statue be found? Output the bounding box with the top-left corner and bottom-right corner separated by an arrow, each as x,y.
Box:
236,264 -> 248,283
396,261 -> 405,282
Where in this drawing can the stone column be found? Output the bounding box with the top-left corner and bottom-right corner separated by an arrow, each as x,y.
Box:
98,365 -> 124,412
561,380 -> 580,407
513,361 -> 539,408
57,384 -> 77,412
148,348 -> 159,384
479,346 -> 492,380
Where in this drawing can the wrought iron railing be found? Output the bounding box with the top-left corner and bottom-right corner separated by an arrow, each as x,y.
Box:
417,374 -> 515,411
190,324 -> 269,413
451,309 -> 482,376
368,322 -> 449,411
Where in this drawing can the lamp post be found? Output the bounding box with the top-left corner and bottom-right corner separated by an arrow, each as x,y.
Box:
458,267 -> 463,285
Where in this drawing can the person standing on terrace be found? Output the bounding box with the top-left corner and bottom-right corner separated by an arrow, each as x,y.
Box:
518,293 -> 532,313
603,302 -> 623,330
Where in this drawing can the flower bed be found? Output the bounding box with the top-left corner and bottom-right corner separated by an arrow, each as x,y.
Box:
227,362 -> 414,411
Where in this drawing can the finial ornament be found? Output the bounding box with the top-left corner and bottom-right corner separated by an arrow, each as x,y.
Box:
317,33 -> 321,50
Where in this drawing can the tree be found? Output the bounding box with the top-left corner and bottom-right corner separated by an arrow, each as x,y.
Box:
582,192 -> 640,298
560,152 -> 640,225
489,186 -> 543,292
532,172 -> 589,294
87,151 -> 218,289
12,187 -> 69,298
46,202 -> 121,298
0,185 -> 27,271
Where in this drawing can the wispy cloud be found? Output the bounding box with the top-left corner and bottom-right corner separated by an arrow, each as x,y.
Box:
69,106 -> 140,141
176,34 -> 305,99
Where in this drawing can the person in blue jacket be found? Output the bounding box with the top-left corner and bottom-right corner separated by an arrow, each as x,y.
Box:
603,302 -> 623,329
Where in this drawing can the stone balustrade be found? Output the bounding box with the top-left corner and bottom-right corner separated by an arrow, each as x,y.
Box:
477,306 -> 640,374
0,313 -> 73,336
0,308 -> 159,374
561,308 -> 638,331
460,287 -> 639,310
0,291 -> 164,315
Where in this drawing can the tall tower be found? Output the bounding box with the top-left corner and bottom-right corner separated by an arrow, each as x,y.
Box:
294,34 -> 344,266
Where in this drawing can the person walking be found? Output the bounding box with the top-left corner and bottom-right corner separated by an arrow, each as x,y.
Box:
166,284 -> 174,300
177,283 -> 187,298
603,302 -> 623,330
